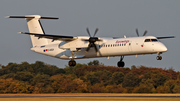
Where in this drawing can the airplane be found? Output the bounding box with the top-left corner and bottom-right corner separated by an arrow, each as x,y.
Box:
6,15 -> 175,67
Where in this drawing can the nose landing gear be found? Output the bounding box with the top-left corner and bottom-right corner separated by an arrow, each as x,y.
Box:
117,56 -> 125,67
157,53 -> 162,60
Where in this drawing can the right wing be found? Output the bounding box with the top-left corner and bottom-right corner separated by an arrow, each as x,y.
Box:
157,36 -> 175,39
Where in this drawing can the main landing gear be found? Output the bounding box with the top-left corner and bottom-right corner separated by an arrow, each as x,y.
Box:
69,59 -> 76,67
117,56 -> 125,67
156,53 -> 162,60
68,51 -> 77,67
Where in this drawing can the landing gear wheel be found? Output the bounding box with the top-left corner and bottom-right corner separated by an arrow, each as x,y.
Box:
69,51 -> 77,67
156,56 -> 162,60
117,56 -> 125,67
117,61 -> 125,67
68,60 -> 76,67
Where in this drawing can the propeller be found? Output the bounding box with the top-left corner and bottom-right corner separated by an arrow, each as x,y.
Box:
136,29 -> 139,37
143,30 -> 148,36
136,29 -> 148,37
85,28 -> 100,53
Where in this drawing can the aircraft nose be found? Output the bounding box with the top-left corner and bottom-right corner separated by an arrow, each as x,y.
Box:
159,44 -> 167,52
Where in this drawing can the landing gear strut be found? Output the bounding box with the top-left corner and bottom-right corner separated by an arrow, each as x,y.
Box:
156,53 -> 162,60
68,51 -> 77,67
117,56 -> 125,67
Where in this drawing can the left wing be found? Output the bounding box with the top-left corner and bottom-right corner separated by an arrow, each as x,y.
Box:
20,32 -> 77,41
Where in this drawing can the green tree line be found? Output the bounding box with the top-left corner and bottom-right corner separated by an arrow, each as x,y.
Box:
0,60 -> 179,93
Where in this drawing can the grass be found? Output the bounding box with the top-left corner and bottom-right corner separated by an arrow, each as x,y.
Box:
1,93 -> 180,96
1,98 -> 180,101
0,94 -> 180,101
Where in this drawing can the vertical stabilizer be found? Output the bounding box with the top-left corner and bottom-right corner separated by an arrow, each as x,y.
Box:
26,15 -> 47,47
6,15 -> 58,47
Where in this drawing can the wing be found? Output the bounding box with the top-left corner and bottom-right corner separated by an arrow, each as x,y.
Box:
157,36 -> 175,39
20,32 -> 77,41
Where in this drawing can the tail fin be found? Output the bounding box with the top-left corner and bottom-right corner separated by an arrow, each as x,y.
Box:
6,15 -> 58,47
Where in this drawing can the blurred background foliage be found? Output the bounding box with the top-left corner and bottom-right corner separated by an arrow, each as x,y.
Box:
0,60 -> 179,93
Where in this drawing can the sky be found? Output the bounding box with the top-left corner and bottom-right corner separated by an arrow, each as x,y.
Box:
0,0 -> 180,71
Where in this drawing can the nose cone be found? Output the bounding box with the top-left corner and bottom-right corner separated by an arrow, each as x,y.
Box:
159,43 -> 167,52
161,45 -> 167,52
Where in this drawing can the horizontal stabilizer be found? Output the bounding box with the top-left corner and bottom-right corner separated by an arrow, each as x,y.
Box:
157,36 -> 175,39
5,15 -> 58,20
19,32 -> 77,41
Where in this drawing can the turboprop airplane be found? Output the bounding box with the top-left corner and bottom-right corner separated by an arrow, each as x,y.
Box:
6,15 -> 175,67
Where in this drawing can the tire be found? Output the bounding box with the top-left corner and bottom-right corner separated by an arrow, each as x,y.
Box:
117,61 -> 125,67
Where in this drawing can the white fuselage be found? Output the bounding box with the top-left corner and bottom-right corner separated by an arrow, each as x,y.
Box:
7,15 -> 173,67
31,36 -> 167,60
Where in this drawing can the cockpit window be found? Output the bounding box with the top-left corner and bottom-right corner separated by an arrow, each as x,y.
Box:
145,39 -> 151,42
144,39 -> 158,42
151,39 -> 158,42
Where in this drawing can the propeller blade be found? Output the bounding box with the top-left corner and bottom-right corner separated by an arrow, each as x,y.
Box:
143,30 -> 148,36
85,28 -> 100,53
85,43 -> 92,53
93,28 -> 99,37
136,29 -> 139,37
86,28 -> 91,37
92,43 -> 98,53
